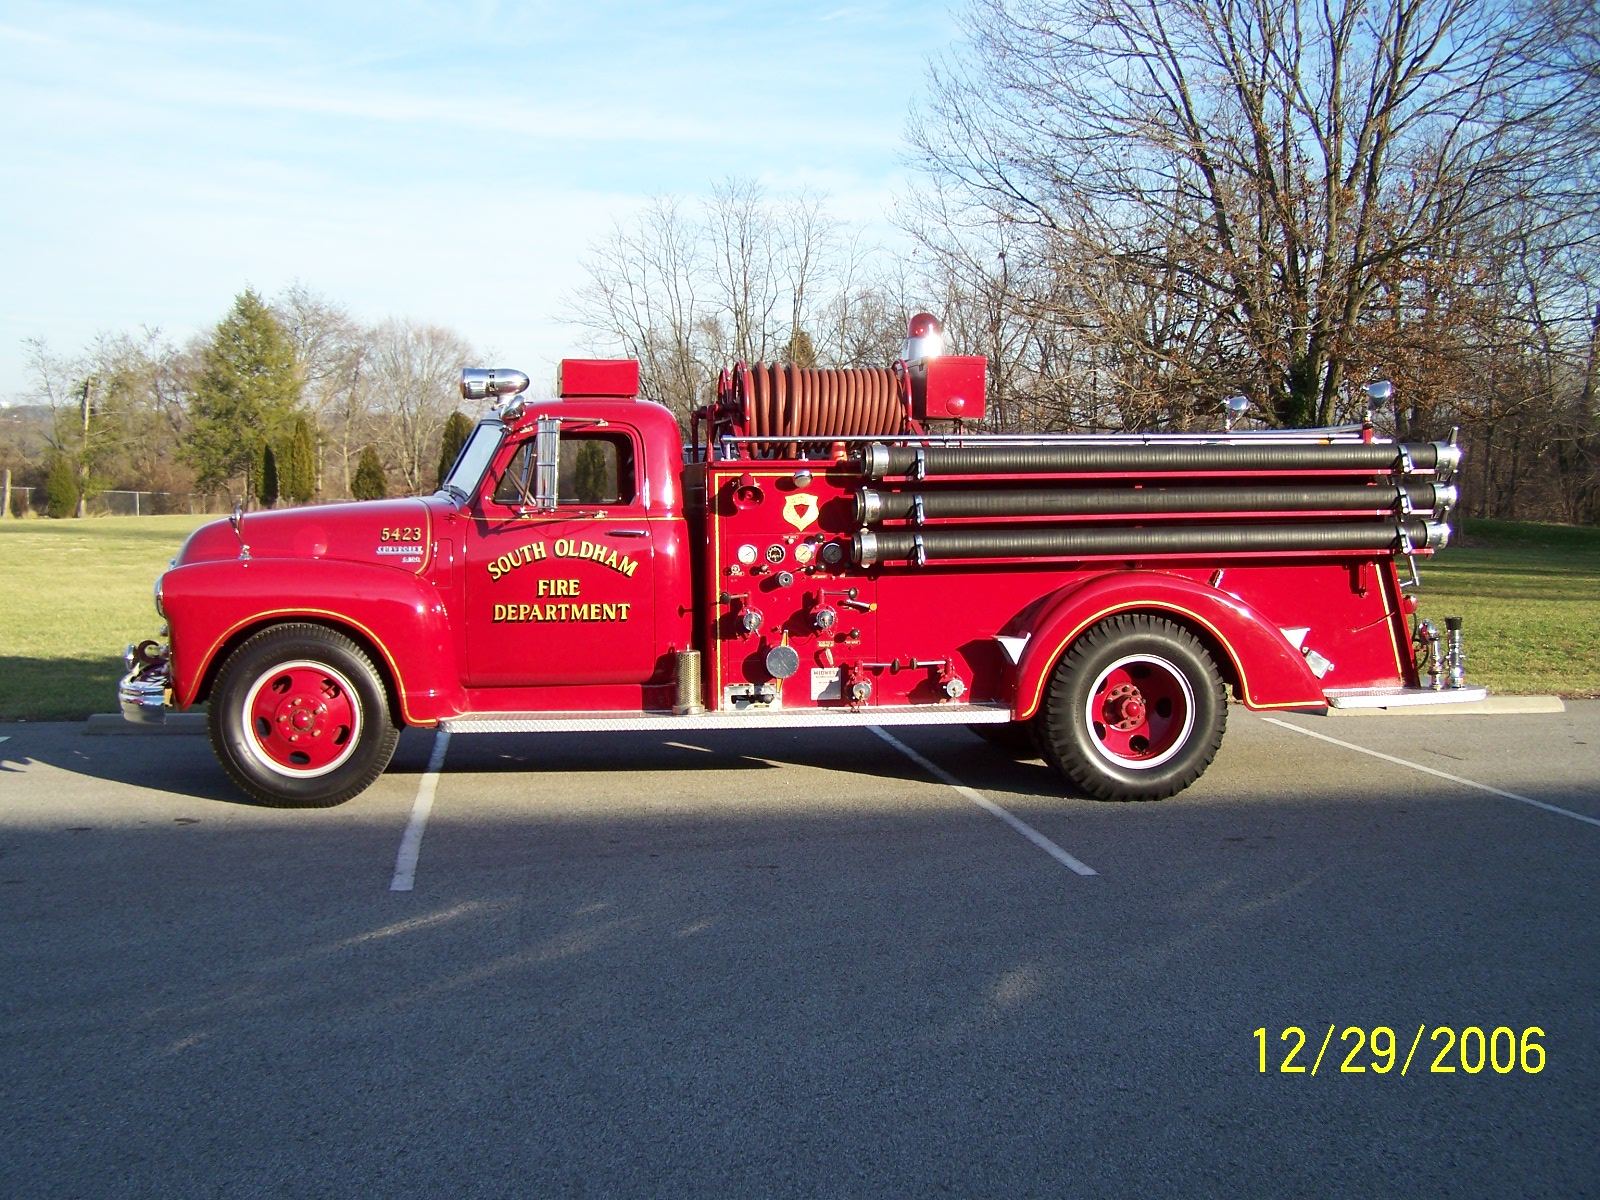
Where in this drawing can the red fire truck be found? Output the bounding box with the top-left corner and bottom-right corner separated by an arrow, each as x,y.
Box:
120,316 -> 1481,807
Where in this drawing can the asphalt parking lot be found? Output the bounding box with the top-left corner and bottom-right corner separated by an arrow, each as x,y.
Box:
2,705 -> 1597,1198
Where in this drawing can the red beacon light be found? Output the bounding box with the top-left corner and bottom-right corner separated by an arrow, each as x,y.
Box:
900,312 -> 987,422
903,313 -> 944,362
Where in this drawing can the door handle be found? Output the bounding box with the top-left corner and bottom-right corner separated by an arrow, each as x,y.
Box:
608,529 -> 649,538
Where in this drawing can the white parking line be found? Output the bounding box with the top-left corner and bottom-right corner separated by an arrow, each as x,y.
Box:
390,730 -> 452,892
869,726 -> 1098,875
1261,717 -> 1600,829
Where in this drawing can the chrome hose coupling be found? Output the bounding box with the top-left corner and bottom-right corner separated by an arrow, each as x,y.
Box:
1415,619 -> 1445,690
1445,616 -> 1466,689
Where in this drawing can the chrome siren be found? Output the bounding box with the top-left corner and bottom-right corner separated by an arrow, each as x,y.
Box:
460,368 -> 531,401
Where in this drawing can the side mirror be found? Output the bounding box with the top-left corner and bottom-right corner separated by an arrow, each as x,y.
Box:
1222,394 -> 1249,432
533,417 -> 560,511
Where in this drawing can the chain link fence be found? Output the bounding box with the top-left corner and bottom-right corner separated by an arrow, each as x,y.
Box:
3,487 -> 235,518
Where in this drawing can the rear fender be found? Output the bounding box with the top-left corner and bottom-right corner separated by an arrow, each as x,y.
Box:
1012,571 -> 1325,718
163,558 -> 463,724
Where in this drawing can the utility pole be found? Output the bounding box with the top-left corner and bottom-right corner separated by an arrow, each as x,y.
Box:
75,378 -> 91,518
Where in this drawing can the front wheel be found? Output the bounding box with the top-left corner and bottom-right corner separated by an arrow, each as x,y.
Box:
1039,614 -> 1226,801
208,623 -> 400,807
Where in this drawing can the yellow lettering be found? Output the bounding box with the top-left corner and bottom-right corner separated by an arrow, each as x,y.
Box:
622,558 -> 638,578
602,603 -> 617,620
618,603 -> 631,620
493,603 -> 505,621
531,541 -> 548,560
603,549 -> 619,571
487,561 -> 502,581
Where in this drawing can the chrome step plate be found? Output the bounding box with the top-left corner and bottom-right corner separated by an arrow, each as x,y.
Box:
1324,686 -> 1489,709
440,703 -> 1013,735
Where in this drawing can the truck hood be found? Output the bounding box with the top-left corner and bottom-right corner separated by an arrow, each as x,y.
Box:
175,498 -> 434,573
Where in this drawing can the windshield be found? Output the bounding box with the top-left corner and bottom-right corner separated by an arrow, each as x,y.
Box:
440,422 -> 504,501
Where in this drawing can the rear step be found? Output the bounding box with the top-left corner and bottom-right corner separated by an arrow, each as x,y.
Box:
440,703 -> 1013,735
1324,686 -> 1489,709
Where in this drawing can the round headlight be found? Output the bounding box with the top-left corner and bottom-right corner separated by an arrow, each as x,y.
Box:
154,574 -> 166,618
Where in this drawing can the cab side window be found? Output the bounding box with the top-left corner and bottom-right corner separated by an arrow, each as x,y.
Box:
492,433 -> 637,507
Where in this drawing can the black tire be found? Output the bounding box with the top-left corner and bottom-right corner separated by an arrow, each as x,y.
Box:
208,623 -> 401,808
1038,613 -> 1226,801
970,720 -> 1043,759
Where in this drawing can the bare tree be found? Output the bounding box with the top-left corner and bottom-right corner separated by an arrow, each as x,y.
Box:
364,320 -> 476,495
572,196 -> 712,420
911,0 -> 1600,429
569,181 -> 910,425
24,332 -> 194,511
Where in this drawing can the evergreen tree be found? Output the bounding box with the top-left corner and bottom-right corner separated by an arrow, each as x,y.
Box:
282,415 -> 317,503
44,456 -> 78,518
573,440 -> 609,504
183,289 -> 302,494
352,444 -> 388,500
436,411 -> 473,490
257,442 -> 279,508
784,328 -> 818,369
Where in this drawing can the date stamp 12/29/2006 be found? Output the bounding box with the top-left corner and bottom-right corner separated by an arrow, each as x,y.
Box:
1256,1026 -> 1546,1076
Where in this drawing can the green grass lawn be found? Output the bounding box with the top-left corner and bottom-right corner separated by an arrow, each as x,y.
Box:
1412,518 -> 1600,699
0,512 -> 1595,721
0,514 -> 213,721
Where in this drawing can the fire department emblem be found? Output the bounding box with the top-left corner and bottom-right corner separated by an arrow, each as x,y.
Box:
782,492 -> 819,532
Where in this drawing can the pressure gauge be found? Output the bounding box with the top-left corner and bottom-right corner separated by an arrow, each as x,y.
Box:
765,544 -> 786,564
794,541 -> 816,565
737,543 -> 758,565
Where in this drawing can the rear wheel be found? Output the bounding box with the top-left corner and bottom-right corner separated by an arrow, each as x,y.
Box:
1039,614 -> 1225,801
208,623 -> 400,807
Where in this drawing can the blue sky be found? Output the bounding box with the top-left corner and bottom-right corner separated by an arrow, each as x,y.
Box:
0,1 -> 960,400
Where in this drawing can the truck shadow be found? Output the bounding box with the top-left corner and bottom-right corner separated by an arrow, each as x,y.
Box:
0,655 -> 123,722
432,726 -> 1092,801
0,723 -> 1089,807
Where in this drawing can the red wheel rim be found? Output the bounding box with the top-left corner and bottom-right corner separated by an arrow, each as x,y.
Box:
1084,654 -> 1195,770
240,660 -> 363,778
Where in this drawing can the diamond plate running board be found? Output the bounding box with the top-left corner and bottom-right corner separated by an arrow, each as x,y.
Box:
440,703 -> 1014,735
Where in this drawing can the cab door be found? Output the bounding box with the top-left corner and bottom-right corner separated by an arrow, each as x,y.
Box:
464,427 -> 659,688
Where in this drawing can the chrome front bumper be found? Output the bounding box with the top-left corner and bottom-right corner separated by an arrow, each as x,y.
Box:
119,643 -> 171,725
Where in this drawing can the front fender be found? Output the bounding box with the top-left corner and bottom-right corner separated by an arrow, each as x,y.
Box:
163,557 -> 464,724
1013,571 -> 1325,718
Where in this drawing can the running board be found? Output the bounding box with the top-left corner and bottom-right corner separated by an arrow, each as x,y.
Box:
440,703 -> 1013,735
1324,686 -> 1489,709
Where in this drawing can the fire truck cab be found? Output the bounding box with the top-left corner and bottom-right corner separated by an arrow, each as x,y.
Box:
121,321 -> 1483,808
